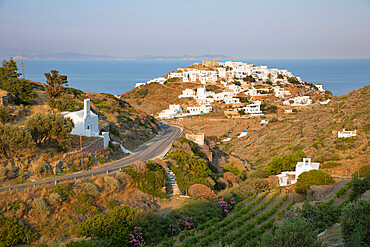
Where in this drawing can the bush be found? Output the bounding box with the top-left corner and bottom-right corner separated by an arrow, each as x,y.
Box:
34,163 -> 52,176
124,161 -> 168,198
188,184 -> 216,198
104,176 -> 121,190
0,216 -> 37,247
223,165 -> 242,176
81,182 -> 99,196
341,199 -> 370,245
260,216 -> 322,247
0,106 -> 10,123
295,170 -> 334,194
2,78 -> 37,103
77,206 -> 140,246
298,200 -> 340,233
49,193 -> 63,205
348,175 -> 370,201
321,162 -> 341,169
0,123 -> 34,158
49,183 -> 73,201
33,198 -> 50,215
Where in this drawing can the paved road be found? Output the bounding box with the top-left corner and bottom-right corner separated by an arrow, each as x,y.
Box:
0,124 -> 183,193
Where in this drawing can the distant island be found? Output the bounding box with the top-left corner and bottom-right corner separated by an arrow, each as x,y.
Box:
0,48 -> 231,61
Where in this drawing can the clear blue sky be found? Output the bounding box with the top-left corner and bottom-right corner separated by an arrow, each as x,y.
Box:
0,0 -> 369,59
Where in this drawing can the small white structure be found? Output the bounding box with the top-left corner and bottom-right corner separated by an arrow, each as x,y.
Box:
222,136 -> 232,142
64,99 -> 110,148
283,96 -> 312,106
260,120 -> 269,124
338,129 -> 357,138
243,100 -> 263,115
178,88 -> 196,98
238,130 -> 248,138
158,105 -> 182,119
284,109 -> 293,114
66,99 -> 99,137
316,84 -> 324,92
274,87 -> 291,98
224,97 -> 240,104
276,158 -> 320,186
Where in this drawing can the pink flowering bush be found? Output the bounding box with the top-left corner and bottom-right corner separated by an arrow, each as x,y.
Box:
251,179 -> 270,192
129,226 -> 146,246
169,217 -> 195,236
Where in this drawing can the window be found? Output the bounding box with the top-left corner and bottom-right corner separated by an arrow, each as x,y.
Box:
87,126 -> 89,130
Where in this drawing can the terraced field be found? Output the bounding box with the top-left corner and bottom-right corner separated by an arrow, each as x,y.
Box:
158,190 -> 295,247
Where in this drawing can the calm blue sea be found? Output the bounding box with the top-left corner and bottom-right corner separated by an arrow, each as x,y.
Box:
18,59 -> 370,96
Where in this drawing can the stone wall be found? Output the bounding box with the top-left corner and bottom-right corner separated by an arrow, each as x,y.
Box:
185,133 -> 205,146
52,138 -> 104,174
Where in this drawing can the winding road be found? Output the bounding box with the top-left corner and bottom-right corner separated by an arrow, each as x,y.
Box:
0,124 -> 183,193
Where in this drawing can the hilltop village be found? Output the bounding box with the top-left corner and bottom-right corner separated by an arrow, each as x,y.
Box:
130,60 -> 325,120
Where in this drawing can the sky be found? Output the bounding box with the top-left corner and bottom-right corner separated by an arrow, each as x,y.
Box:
0,0 -> 369,59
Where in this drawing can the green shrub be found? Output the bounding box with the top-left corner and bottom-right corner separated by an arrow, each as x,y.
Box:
124,161 -> 168,198
298,200 -> 340,233
77,206 -> 140,246
49,183 -> 73,201
295,170 -> 334,194
260,216 -> 322,247
348,175 -> 370,201
33,198 -> 50,215
321,162 -> 341,169
0,215 -> 37,247
336,181 -> 354,197
223,165 -> 242,176
341,199 -> 370,245
0,106 -> 11,123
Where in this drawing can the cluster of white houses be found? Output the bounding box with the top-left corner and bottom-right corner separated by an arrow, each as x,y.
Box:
135,60 -> 308,88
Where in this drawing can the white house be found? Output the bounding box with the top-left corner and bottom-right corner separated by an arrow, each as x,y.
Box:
178,89 -> 196,98
260,120 -> 269,124
224,97 -> 240,104
222,136 -> 231,142
316,84 -> 324,92
338,129 -> 357,138
283,96 -> 312,106
274,87 -> 291,98
243,101 -> 263,115
64,99 -> 110,148
158,105 -> 182,119
276,158 -> 320,186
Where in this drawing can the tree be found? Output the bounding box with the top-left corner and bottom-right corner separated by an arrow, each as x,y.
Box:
25,113 -> 74,150
260,216 -> 322,247
0,58 -> 21,86
268,150 -> 306,175
2,79 -> 37,103
44,70 -> 68,99
295,170 -> 334,194
341,199 -> 370,246
0,123 -> 34,158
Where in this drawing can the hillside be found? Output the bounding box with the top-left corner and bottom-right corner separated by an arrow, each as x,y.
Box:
0,76 -> 161,187
164,86 -> 369,177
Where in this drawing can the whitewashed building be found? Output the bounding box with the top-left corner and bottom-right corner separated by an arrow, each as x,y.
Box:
64,99 -> 110,148
178,89 -> 196,98
316,84 -> 324,92
243,101 -> 263,115
158,105 -> 182,119
338,129 -> 357,138
274,87 -> 291,98
276,158 -> 320,186
283,96 -> 312,106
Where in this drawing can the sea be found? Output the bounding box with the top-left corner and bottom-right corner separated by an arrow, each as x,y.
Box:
17,59 -> 370,96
